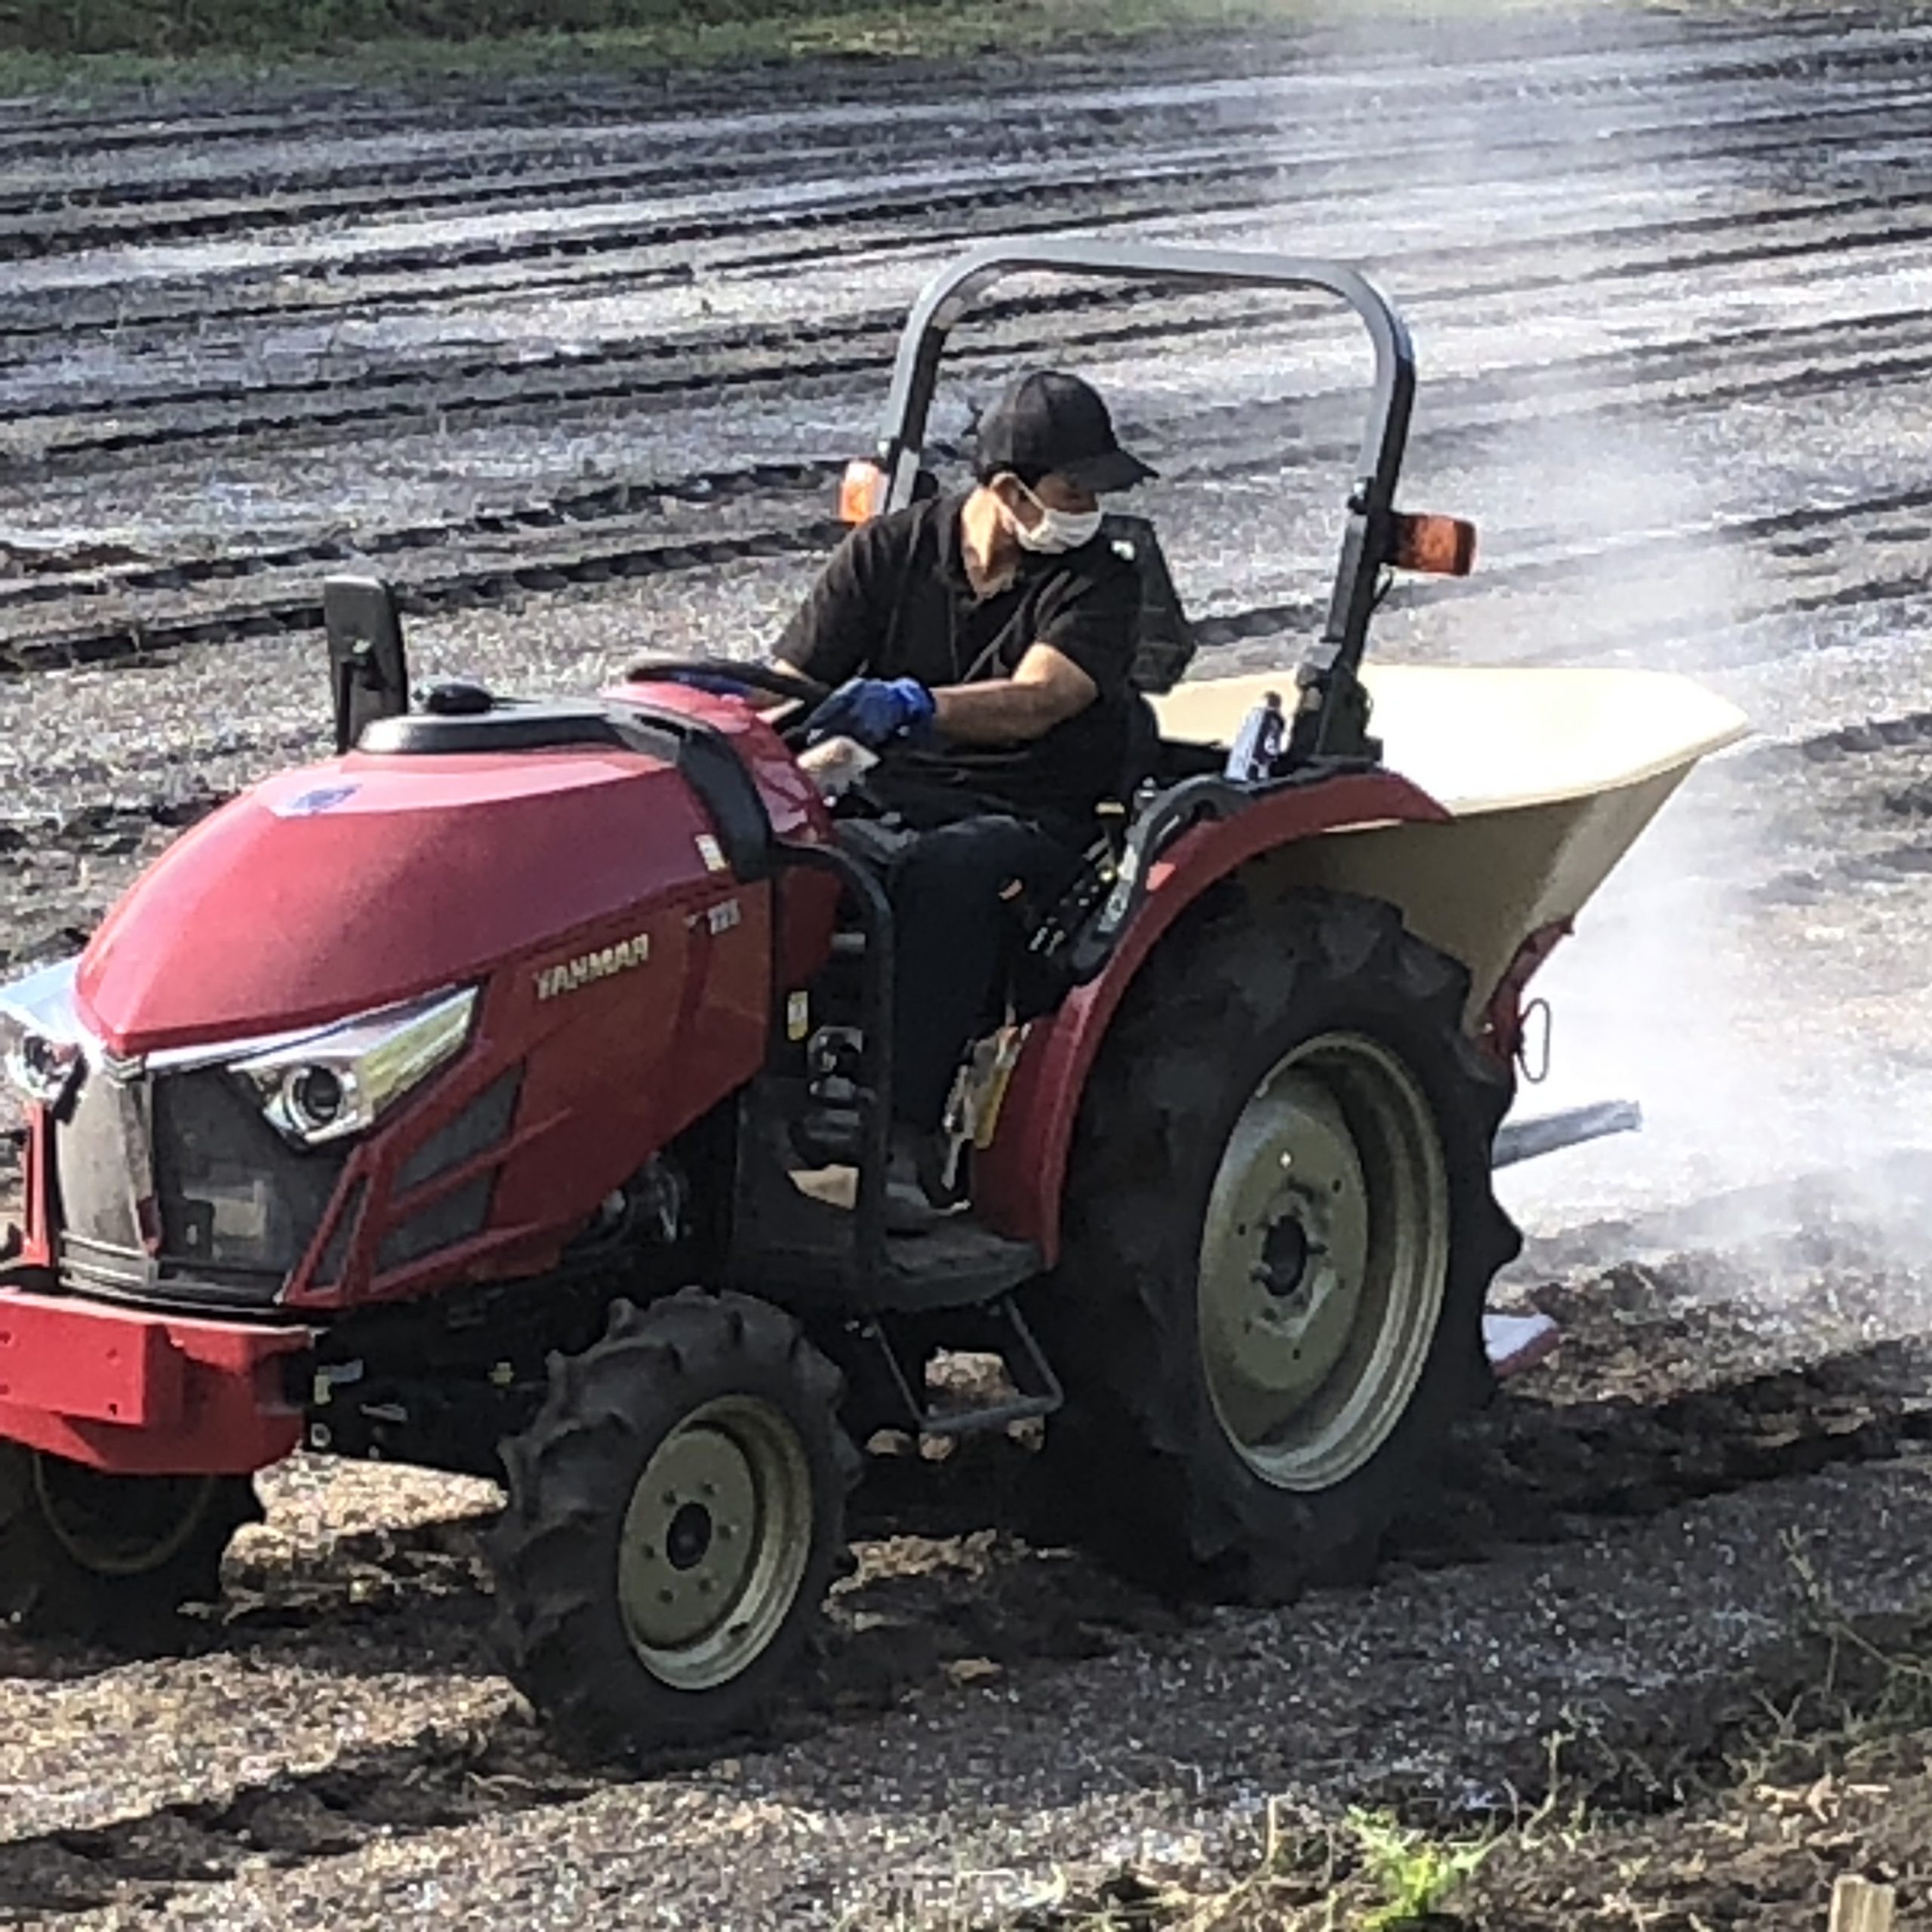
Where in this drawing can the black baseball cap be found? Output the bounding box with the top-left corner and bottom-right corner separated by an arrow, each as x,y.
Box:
974,370 -> 1158,495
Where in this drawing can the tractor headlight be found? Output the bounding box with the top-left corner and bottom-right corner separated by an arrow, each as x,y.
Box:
232,986 -> 477,1148
0,957 -> 84,1110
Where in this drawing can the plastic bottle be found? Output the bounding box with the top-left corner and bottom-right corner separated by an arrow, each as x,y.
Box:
1223,690 -> 1287,784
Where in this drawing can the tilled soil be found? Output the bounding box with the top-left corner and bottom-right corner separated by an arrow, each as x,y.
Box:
11,3 -> 1932,1926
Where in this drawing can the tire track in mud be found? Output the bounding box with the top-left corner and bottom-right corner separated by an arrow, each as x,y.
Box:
0,112 -> 1192,247
1434,1335 -> 1932,1553
0,1727 -> 571,1926
1723,707 -> 1932,902
8,174 -> 1927,470
0,103 -> 1280,265
0,273 -> 1187,461
0,516 -> 849,672
0,51 -> 1257,165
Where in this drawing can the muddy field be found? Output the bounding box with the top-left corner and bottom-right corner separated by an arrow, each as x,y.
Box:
7,4 -> 1932,1925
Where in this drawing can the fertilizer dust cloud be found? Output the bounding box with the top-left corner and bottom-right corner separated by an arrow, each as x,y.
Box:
1483,222 -> 1932,1281
1472,336 -> 1932,1271
1223,8 -> 1932,1289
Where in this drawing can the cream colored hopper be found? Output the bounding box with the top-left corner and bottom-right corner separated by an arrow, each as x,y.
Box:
1152,664 -> 1749,1014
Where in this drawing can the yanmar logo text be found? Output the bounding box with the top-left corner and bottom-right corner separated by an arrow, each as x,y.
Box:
535,933 -> 651,1003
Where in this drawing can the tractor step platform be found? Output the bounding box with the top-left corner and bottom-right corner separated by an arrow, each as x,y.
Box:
875,1216 -> 1043,1310
734,1220 -> 1041,1312
730,1158 -> 1041,1312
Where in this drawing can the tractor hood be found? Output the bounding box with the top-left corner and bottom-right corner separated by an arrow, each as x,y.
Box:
74,747 -> 728,1059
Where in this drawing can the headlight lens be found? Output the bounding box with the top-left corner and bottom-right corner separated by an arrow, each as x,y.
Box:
232,986 -> 477,1148
0,957 -> 83,1109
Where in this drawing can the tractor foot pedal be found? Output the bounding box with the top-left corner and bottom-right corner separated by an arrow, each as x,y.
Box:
1483,1311 -> 1559,1381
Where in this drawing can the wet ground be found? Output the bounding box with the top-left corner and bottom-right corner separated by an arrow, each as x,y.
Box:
6,4 -> 1932,1925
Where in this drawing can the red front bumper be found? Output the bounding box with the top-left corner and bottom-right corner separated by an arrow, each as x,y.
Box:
0,1285 -> 312,1475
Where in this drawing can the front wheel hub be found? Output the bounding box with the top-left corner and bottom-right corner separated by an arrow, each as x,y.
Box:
617,1395 -> 814,1691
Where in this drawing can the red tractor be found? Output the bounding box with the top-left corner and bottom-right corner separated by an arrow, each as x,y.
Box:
0,243 -> 1743,1755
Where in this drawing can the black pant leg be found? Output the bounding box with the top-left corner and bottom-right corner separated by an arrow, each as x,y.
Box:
886,814 -> 1078,1132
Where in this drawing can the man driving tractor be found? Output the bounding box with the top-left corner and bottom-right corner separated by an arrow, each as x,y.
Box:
774,370 -> 1156,1231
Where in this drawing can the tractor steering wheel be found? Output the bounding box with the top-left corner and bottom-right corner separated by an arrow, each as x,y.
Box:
623,655 -> 909,767
624,656 -> 843,752
623,657 -> 830,712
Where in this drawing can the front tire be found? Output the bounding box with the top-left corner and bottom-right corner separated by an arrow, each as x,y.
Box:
0,1445 -> 258,1642
490,1289 -> 854,1758
1034,885 -> 1519,1599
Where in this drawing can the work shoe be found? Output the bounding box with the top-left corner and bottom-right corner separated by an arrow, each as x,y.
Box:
884,1128 -> 943,1235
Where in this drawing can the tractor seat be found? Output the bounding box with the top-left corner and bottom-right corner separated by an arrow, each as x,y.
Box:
1106,515 -> 1239,784
1103,512 -> 1198,697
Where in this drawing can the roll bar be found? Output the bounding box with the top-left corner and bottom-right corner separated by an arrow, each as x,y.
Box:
872,241 -> 1417,758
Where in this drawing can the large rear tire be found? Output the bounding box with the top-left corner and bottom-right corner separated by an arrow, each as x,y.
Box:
0,1445 -> 258,1642
1033,884 -> 1518,1598
490,1288 -> 855,1759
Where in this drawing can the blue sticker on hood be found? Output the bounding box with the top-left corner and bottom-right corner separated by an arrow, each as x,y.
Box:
274,784 -> 361,819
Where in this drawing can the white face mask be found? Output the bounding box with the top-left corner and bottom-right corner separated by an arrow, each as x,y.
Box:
1002,479 -> 1103,555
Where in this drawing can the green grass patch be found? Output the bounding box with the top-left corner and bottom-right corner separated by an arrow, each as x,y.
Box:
0,0 -> 1794,93
0,0 -> 1277,72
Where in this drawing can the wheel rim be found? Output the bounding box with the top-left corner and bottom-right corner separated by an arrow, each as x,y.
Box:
616,1395 -> 814,1693
1197,1031 -> 1450,1492
31,1456 -> 218,1577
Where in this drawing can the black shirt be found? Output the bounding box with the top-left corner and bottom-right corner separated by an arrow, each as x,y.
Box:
776,492 -> 1140,827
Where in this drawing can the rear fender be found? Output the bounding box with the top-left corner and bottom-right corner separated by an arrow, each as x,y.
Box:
977,771 -> 1447,1258
981,751 -> 1703,1259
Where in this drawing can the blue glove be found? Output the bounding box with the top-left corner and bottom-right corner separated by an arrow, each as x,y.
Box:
806,676 -> 937,751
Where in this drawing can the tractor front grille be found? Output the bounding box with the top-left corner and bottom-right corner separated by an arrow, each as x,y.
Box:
56,1062 -> 346,1311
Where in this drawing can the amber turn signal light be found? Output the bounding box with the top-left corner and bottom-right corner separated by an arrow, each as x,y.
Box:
1390,512 -> 1478,576
838,460 -> 887,525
